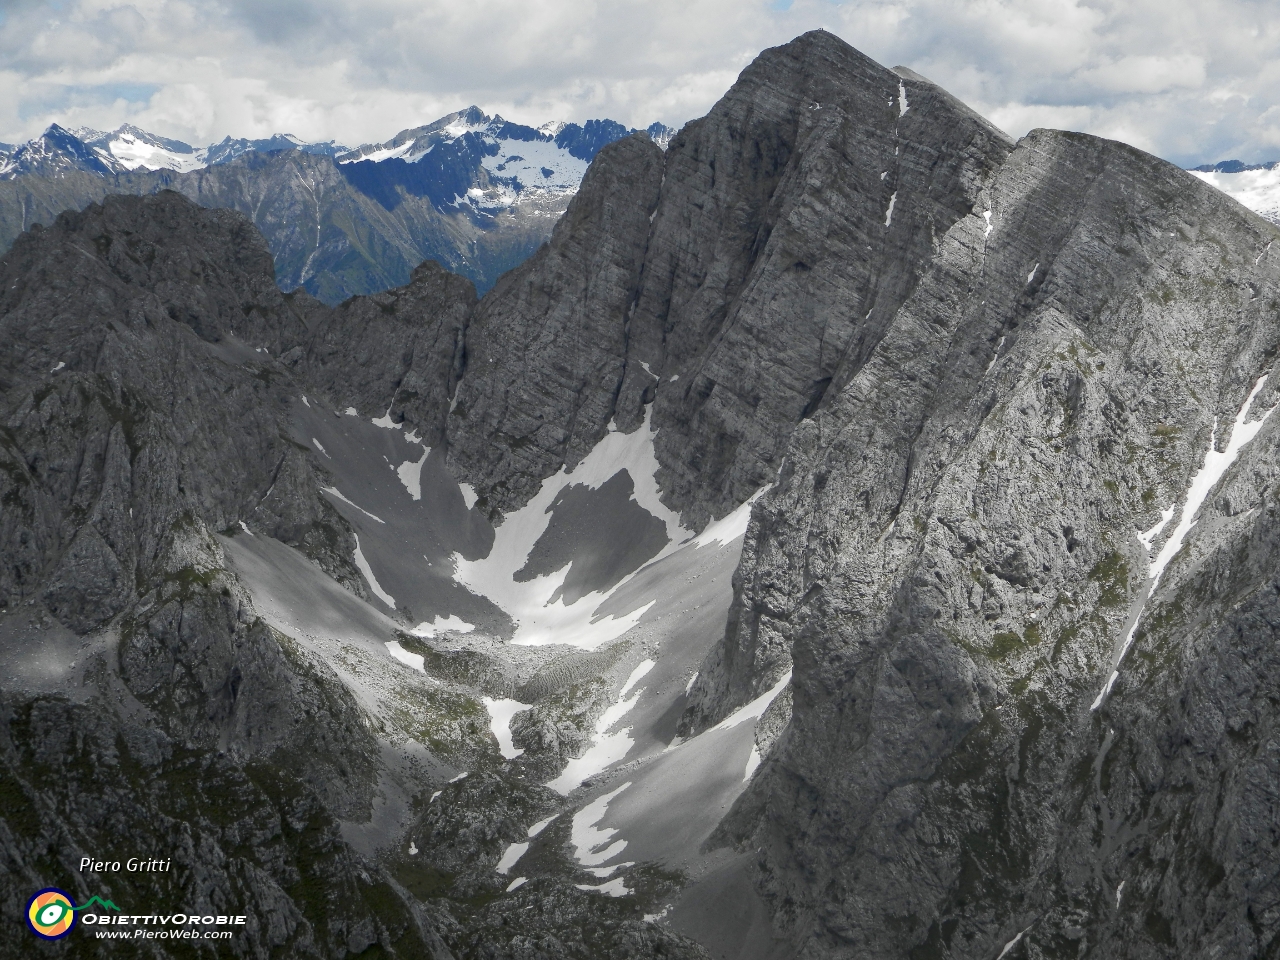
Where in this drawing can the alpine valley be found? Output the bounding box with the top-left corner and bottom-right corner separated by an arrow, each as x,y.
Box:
5,29 -> 1280,960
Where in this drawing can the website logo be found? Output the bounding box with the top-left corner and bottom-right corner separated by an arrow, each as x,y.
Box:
25,891 -> 121,940
26,889 -> 77,940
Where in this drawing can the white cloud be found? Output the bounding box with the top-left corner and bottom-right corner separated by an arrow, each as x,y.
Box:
1078,54 -> 1207,95
0,0 -> 1276,165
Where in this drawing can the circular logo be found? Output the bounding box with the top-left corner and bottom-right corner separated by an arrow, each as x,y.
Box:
27,889 -> 77,940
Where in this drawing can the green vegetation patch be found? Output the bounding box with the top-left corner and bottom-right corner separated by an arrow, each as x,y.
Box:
1089,550 -> 1130,608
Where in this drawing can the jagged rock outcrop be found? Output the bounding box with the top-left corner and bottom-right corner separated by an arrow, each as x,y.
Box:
447,133 -> 666,513
444,32 -> 1011,530
304,259 -> 476,447
0,191 -> 356,611
0,192 -> 451,957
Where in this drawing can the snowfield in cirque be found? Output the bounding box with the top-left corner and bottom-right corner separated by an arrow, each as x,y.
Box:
216,388 -> 784,913
481,139 -> 590,195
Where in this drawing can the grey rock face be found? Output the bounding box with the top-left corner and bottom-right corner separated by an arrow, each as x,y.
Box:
447,132 -> 666,515
304,259 -> 476,447
0,191 -> 352,619
708,126 -> 1280,957
0,192 -> 451,956
445,31 -> 1011,532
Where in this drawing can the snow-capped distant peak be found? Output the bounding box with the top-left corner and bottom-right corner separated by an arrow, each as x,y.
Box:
337,106 -> 493,165
538,120 -> 569,138
0,124 -> 121,179
79,124 -> 203,173
0,122 -> 353,179
645,122 -> 677,151
200,134 -> 351,167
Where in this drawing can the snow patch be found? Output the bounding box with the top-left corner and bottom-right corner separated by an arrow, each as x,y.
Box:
505,877 -> 527,892
322,486 -> 386,523
685,672 -> 699,695
997,927 -> 1031,960
452,407 -> 686,650
396,444 -> 429,500
884,191 -> 897,227
594,689 -> 642,738
984,335 -> 1007,376
570,781 -> 632,866
547,680 -> 644,794
983,210 -> 993,237
371,408 -> 402,429
1137,504 -> 1175,551
482,696 -> 529,759
1190,167 -> 1280,226
344,407 -> 358,416
743,745 -> 762,781
459,483 -> 479,510
495,842 -> 529,875
354,533 -> 396,608
1027,263 -> 1039,284
384,640 -> 424,672
51,361 -> 65,372
311,438 -> 330,458
575,878 -> 632,897
692,486 -> 767,548
238,521 -> 254,537
619,659 -> 655,698
711,670 -> 792,733
527,814 -> 557,838
354,141 -> 415,163
585,862 -> 633,878
898,80 -> 909,116
410,615 -> 475,638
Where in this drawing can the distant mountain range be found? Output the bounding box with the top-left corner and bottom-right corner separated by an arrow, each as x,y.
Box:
0,111 -> 676,301
1187,159 -> 1280,227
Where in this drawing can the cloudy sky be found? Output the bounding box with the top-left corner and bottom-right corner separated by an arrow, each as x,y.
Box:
0,0 -> 1276,166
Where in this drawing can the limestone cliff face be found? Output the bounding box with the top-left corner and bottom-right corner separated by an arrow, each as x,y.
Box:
445,31 -> 1012,528
0,192 -> 329,620
304,259 -> 476,448
711,128 -> 1280,957
445,133 -> 666,514
632,40 -> 1011,530
437,31 -> 1280,957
